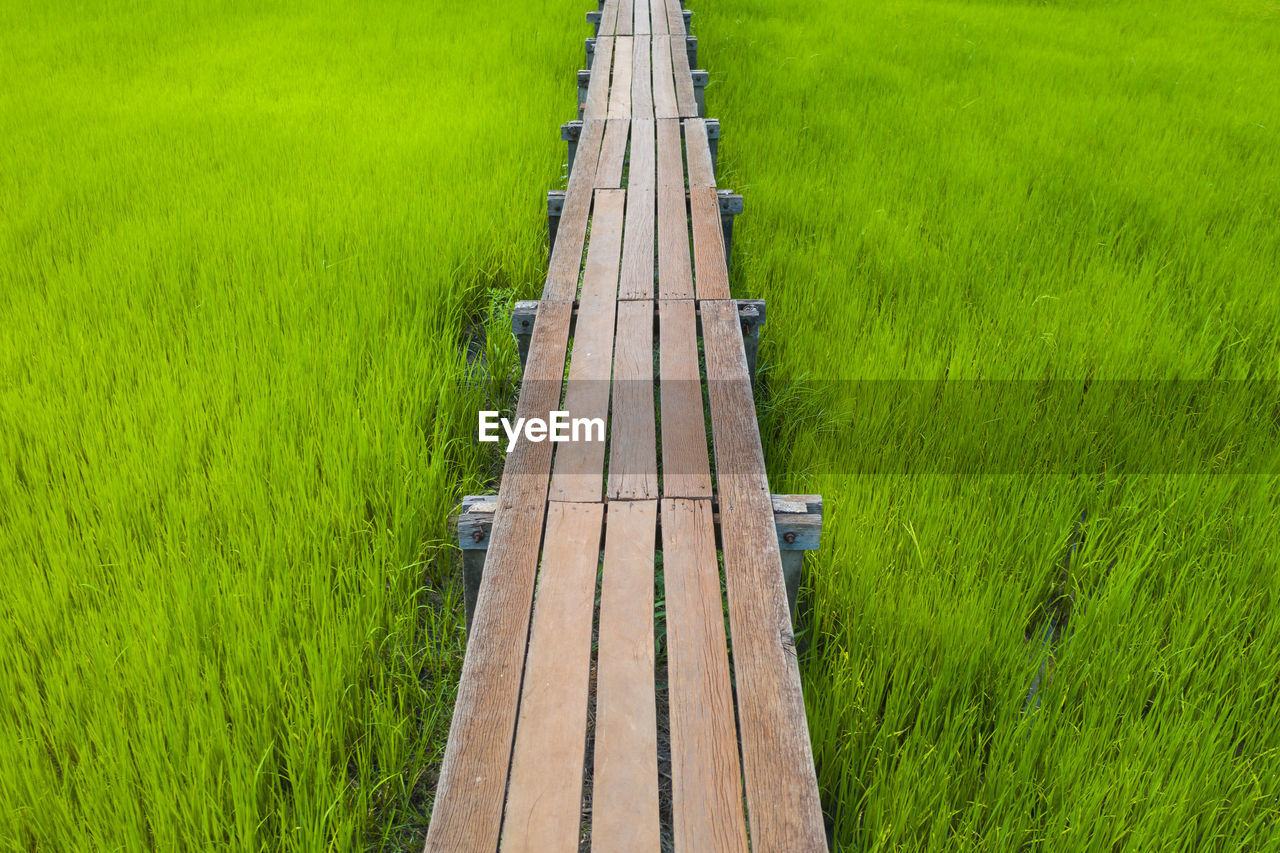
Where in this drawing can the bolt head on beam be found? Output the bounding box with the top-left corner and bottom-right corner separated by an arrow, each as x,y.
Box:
717,190 -> 744,216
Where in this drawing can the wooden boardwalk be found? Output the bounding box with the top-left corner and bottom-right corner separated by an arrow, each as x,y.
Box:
426,1 -> 826,850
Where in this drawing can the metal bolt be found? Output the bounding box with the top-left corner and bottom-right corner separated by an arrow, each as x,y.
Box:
472,530 -> 485,543
783,532 -> 797,544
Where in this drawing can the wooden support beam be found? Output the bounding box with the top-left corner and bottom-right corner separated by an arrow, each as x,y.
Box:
458,492 -> 820,629
512,298 -> 764,384
691,69 -> 708,116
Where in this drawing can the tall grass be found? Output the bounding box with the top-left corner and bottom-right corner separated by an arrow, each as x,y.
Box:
0,1 -> 575,848
698,0 -> 1280,848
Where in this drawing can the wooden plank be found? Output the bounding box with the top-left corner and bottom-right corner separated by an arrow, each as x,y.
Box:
617,0 -> 634,36
608,37 -> 633,119
701,300 -> 828,852
651,0 -> 668,35
690,186 -> 730,299
423,302 -> 574,853
629,116 -> 656,192
683,118 -> 715,188
619,188 -> 655,299
662,498 -> 750,853
631,35 -> 653,118
619,118 -> 655,299
501,501 -> 606,853
599,0 -> 620,37
548,189 -> 625,502
545,120 -> 607,302
633,0 -> 651,38
590,500 -> 660,851
665,0 -> 685,36
671,27 -> 698,117
658,299 -> 711,497
651,35 -> 677,120
607,300 -> 658,499
596,119 -> 630,189
584,36 -> 614,120
656,118 -> 692,299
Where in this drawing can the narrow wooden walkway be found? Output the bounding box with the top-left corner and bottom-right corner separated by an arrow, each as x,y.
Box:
426,2 -> 826,850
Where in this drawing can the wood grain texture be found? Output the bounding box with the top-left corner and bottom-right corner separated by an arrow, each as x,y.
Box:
700,300 -> 828,852
596,119 -> 630,189
631,35 -> 653,117
690,186 -> 730,299
545,120 -> 606,302
549,189 -> 624,502
683,118 -> 715,188
608,37 -> 633,119
665,0 -> 685,36
670,28 -> 698,118
590,500 -> 660,852
656,118 -> 692,299
616,0 -> 633,36
650,0 -> 668,35
607,300 -> 658,499
633,0 -> 651,38
599,0 -> 620,37
651,35 -> 677,120
619,118 -> 655,299
661,498 -> 750,853
629,116 -> 656,191
584,36 -> 614,120
501,501 -> 606,853
423,301 -> 574,853
658,299 -> 711,497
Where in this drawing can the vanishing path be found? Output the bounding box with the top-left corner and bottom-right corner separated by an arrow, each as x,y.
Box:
426,2 -> 827,849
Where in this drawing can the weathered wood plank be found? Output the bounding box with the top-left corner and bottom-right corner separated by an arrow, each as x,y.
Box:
662,498 -> 750,853
651,35 -> 677,120
608,37 -> 633,119
619,118 -> 655,299
617,0 -> 634,36
656,118 -> 692,299
591,500 -> 660,851
501,501 -> 606,853
658,299 -> 711,497
423,301 -> 574,853
545,120 -> 607,302
599,0 -> 620,37
549,189 -> 625,502
633,0 -> 651,38
683,118 -> 715,188
629,116 -> 657,192
584,36 -> 614,120
701,300 -> 828,852
650,0 -> 668,36
631,35 -> 653,118
664,0 -> 685,36
670,28 -> 698,117
596,118 -> 630,189
690,186 -> 730,299
608,300 -> 658,499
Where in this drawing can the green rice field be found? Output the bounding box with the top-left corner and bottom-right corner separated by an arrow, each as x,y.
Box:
2,0 -> 1278,850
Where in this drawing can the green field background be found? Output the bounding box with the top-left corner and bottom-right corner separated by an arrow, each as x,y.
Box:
2,0 -> 1278,850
